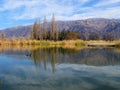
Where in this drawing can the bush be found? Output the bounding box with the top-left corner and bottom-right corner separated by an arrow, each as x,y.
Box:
65,32 -> 80,40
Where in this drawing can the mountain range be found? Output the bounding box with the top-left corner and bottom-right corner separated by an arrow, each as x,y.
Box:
0,18 -> 120,39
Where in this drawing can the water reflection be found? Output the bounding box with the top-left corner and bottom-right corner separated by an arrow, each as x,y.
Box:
30,47 -> 80,72
1,47 -> 120,71
27,47 -> 120,72
0,47 -> 120,90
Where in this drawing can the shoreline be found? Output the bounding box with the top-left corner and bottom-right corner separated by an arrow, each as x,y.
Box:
0,39 -> 119,47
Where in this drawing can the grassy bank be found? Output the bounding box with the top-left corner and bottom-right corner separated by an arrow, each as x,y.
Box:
0,39 -> 85,47
0,39 -> 85,51
0,39 -> 120,48
85,40 -> 120,47
0,39 -> 119,51
115,42 -> 120,47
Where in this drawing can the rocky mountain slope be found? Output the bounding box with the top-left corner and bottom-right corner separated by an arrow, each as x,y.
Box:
0,18 -> 120,39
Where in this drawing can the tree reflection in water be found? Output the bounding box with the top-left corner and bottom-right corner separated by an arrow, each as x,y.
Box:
0,47 -> 120,72
30,47 -> 120,72
30,47 -> 79,72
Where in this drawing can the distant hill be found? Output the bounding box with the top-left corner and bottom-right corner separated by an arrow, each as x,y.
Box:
0,18 -> 120,39
0,25 -> 32,38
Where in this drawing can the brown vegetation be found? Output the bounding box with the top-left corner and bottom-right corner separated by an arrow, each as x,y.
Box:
0,39 -> 85,47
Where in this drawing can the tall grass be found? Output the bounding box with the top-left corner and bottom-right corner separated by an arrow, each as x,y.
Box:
115,42 -> 120,47
0,39 -> 119,48
0,39 -> 86,51
0,39 -> 85,47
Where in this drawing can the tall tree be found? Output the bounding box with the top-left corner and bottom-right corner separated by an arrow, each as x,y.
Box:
39,22 -> 43,40
43,16 -> 47,40
89,32 -> 99,40
30,26 -> 34,39
32,18 -> 41,40
103,32 -> 114,41
55,23 -> 59,41
32,19 -> 38,39
1,32 -> 5,40
83,32 -> 89,40
50,14 -> 55,40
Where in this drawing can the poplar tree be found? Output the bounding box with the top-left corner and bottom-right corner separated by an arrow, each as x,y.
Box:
55,23 -> 59,41
32,18 -> 41,40
43,16 -> 47,40
30,26 -> 34,39
32,19 -> 38,39
40,22 -> 43,40
50,14 -> 55,40
1,32 -> 5,40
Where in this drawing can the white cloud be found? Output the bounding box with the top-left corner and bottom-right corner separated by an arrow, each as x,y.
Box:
0,0 -> 40,11
55,6 -> 120,20
9,0 -> 74,20
94,0 -> 120,7
0,0 -> 120,21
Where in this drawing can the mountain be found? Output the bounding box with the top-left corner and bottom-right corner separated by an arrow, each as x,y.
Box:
0,18 -> 120,39
0,25 -> 32,38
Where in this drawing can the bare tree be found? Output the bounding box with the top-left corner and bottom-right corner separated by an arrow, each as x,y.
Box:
32,18 -> 42,40
89,32 -> 99,40
33,19 -> 38,39
83,32 -> 89,40
43,16 -> 47,40
55,23 -> 59,41
1,32 -> 5,40
103,32 -> 114,41
30,26 -> 34,39
40,22 -> 43,40
50,14 -> 55,40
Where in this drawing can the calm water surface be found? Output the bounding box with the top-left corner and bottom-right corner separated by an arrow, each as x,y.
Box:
0,47 -> 120,90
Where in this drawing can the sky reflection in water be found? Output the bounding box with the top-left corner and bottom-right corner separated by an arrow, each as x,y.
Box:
0,47 -> 120,90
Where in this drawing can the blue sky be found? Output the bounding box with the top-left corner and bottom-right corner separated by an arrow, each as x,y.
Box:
0,0 -> 120,29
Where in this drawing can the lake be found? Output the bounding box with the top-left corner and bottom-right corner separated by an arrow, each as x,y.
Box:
0,47 -> 120,90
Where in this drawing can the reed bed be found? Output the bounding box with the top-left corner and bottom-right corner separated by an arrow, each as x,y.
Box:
0,39 -> 119,50
0,39 -> 85,51
115,41 -> 120,47
0,39 -> 85,46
